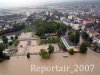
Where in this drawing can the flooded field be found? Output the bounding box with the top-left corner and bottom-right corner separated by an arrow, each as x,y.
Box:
0,50 -> 100,75
18,40 -> 60,54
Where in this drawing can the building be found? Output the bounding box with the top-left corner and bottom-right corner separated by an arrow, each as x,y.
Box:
94,34 -> 100,45
82,17 -> 96,25
87,28 -> 100,45
70,23 -> 80,30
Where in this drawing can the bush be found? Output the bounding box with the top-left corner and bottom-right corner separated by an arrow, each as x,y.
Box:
39,49 -> 50,59
9,41 -> 13,46
0,53 -> 10,63
48,44 -> 54,54
15,35 -> 18,39
69,49 -> 74,55
4,55 -> 10,60
39,37 -> 60,44
81,31 -> 89,40
34,19 -> 67,37
24,27 -> 32,32
80,42 -> 88,54
27,53 -> 30,58
2,36 -> 8,43
58,41 -> 67,51
68,32 -> 75,42
11,36 -> 14,40
2,43 -> 8,49
12,39 -> 19,46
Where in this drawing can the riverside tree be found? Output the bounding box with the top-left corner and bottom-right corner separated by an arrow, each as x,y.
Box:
39,49 -> 49,59
47,44 -> 54,54
0,43 -> 10,62
2,36 -> 8,43
80,42 -> 88,54
82,31 -> 89,40
74,31 -> 80,45
34,19 -> 67,37
68,31 -> 80,45
15,35 -> 18,39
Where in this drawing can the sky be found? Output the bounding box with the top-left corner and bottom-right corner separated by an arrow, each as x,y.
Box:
0,0 -> 97,8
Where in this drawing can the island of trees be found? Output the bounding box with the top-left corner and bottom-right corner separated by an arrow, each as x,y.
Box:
33,19 -> 67,37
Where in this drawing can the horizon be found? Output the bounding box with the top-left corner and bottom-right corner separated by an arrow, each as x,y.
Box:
0,0 -> 99,9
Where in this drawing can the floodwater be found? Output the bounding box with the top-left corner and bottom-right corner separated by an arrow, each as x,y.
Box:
0,49 -> 100,75
18,40 -> 60,54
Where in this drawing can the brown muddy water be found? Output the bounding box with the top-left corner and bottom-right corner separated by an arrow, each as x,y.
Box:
0,50 -> 100,75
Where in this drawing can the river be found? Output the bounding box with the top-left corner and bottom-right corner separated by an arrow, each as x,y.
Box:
0,49 -> 100,75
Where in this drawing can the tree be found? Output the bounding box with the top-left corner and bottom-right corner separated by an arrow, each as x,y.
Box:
57,28 -> 63,37
27,52 -> 30,58
39,49 -> 49,59
95,16 -> 100,20
12,39 -> 19,46
0,43 -> 10,62
9,41 -> 13,46
88,37 -> 93,43
47,44 -> 54,54
69,48 -> 74,55
36,27 -> 46,37
94,43 -> 99,51
15,35 -> 18,39
82,31 -> 89,40
0,43 -> 8,50
68,32 -> 75,42
34,19 -> 67,37
0,43 -> 5,51
27,16 -> 33,22
2,36 -> 8,43
0,43 -> 7,61
74,31 -> 80,45
58,41 -> 67,51
57,25 -> 67,37
68,31 -> 80,45
61,25 -> 67,35
67,25 -> 72,30
0,51 -> 4,59
80,42 -> 88,54
11,36 -> 14,40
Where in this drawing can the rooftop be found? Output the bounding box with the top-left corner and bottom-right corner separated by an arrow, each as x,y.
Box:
87,28 -> 99,36
95,34 -> 100,39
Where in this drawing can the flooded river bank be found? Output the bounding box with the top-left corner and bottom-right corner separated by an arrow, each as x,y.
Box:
0,50 -> 100,75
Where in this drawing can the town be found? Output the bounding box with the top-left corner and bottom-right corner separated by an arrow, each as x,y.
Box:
0,0 -> 100,75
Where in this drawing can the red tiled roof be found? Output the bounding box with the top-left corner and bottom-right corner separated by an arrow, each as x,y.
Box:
88,28 -> 99,36
95,34 -> 100,39
83,18 -> 96,25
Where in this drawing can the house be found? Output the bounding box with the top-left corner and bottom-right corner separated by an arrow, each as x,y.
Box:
94,23 -> 100,33
86,28 -> 100,45
62,19 -> 70,25
68,15 -> 76,20
82,17 -> 96,25
87,28 -> 99,37
94,34 -> 100,45
70,23 -> 80,30
62,19 -> 80,30
74,17 -> 82,23
60,17 -> 65,22
68,15 -> 73,20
